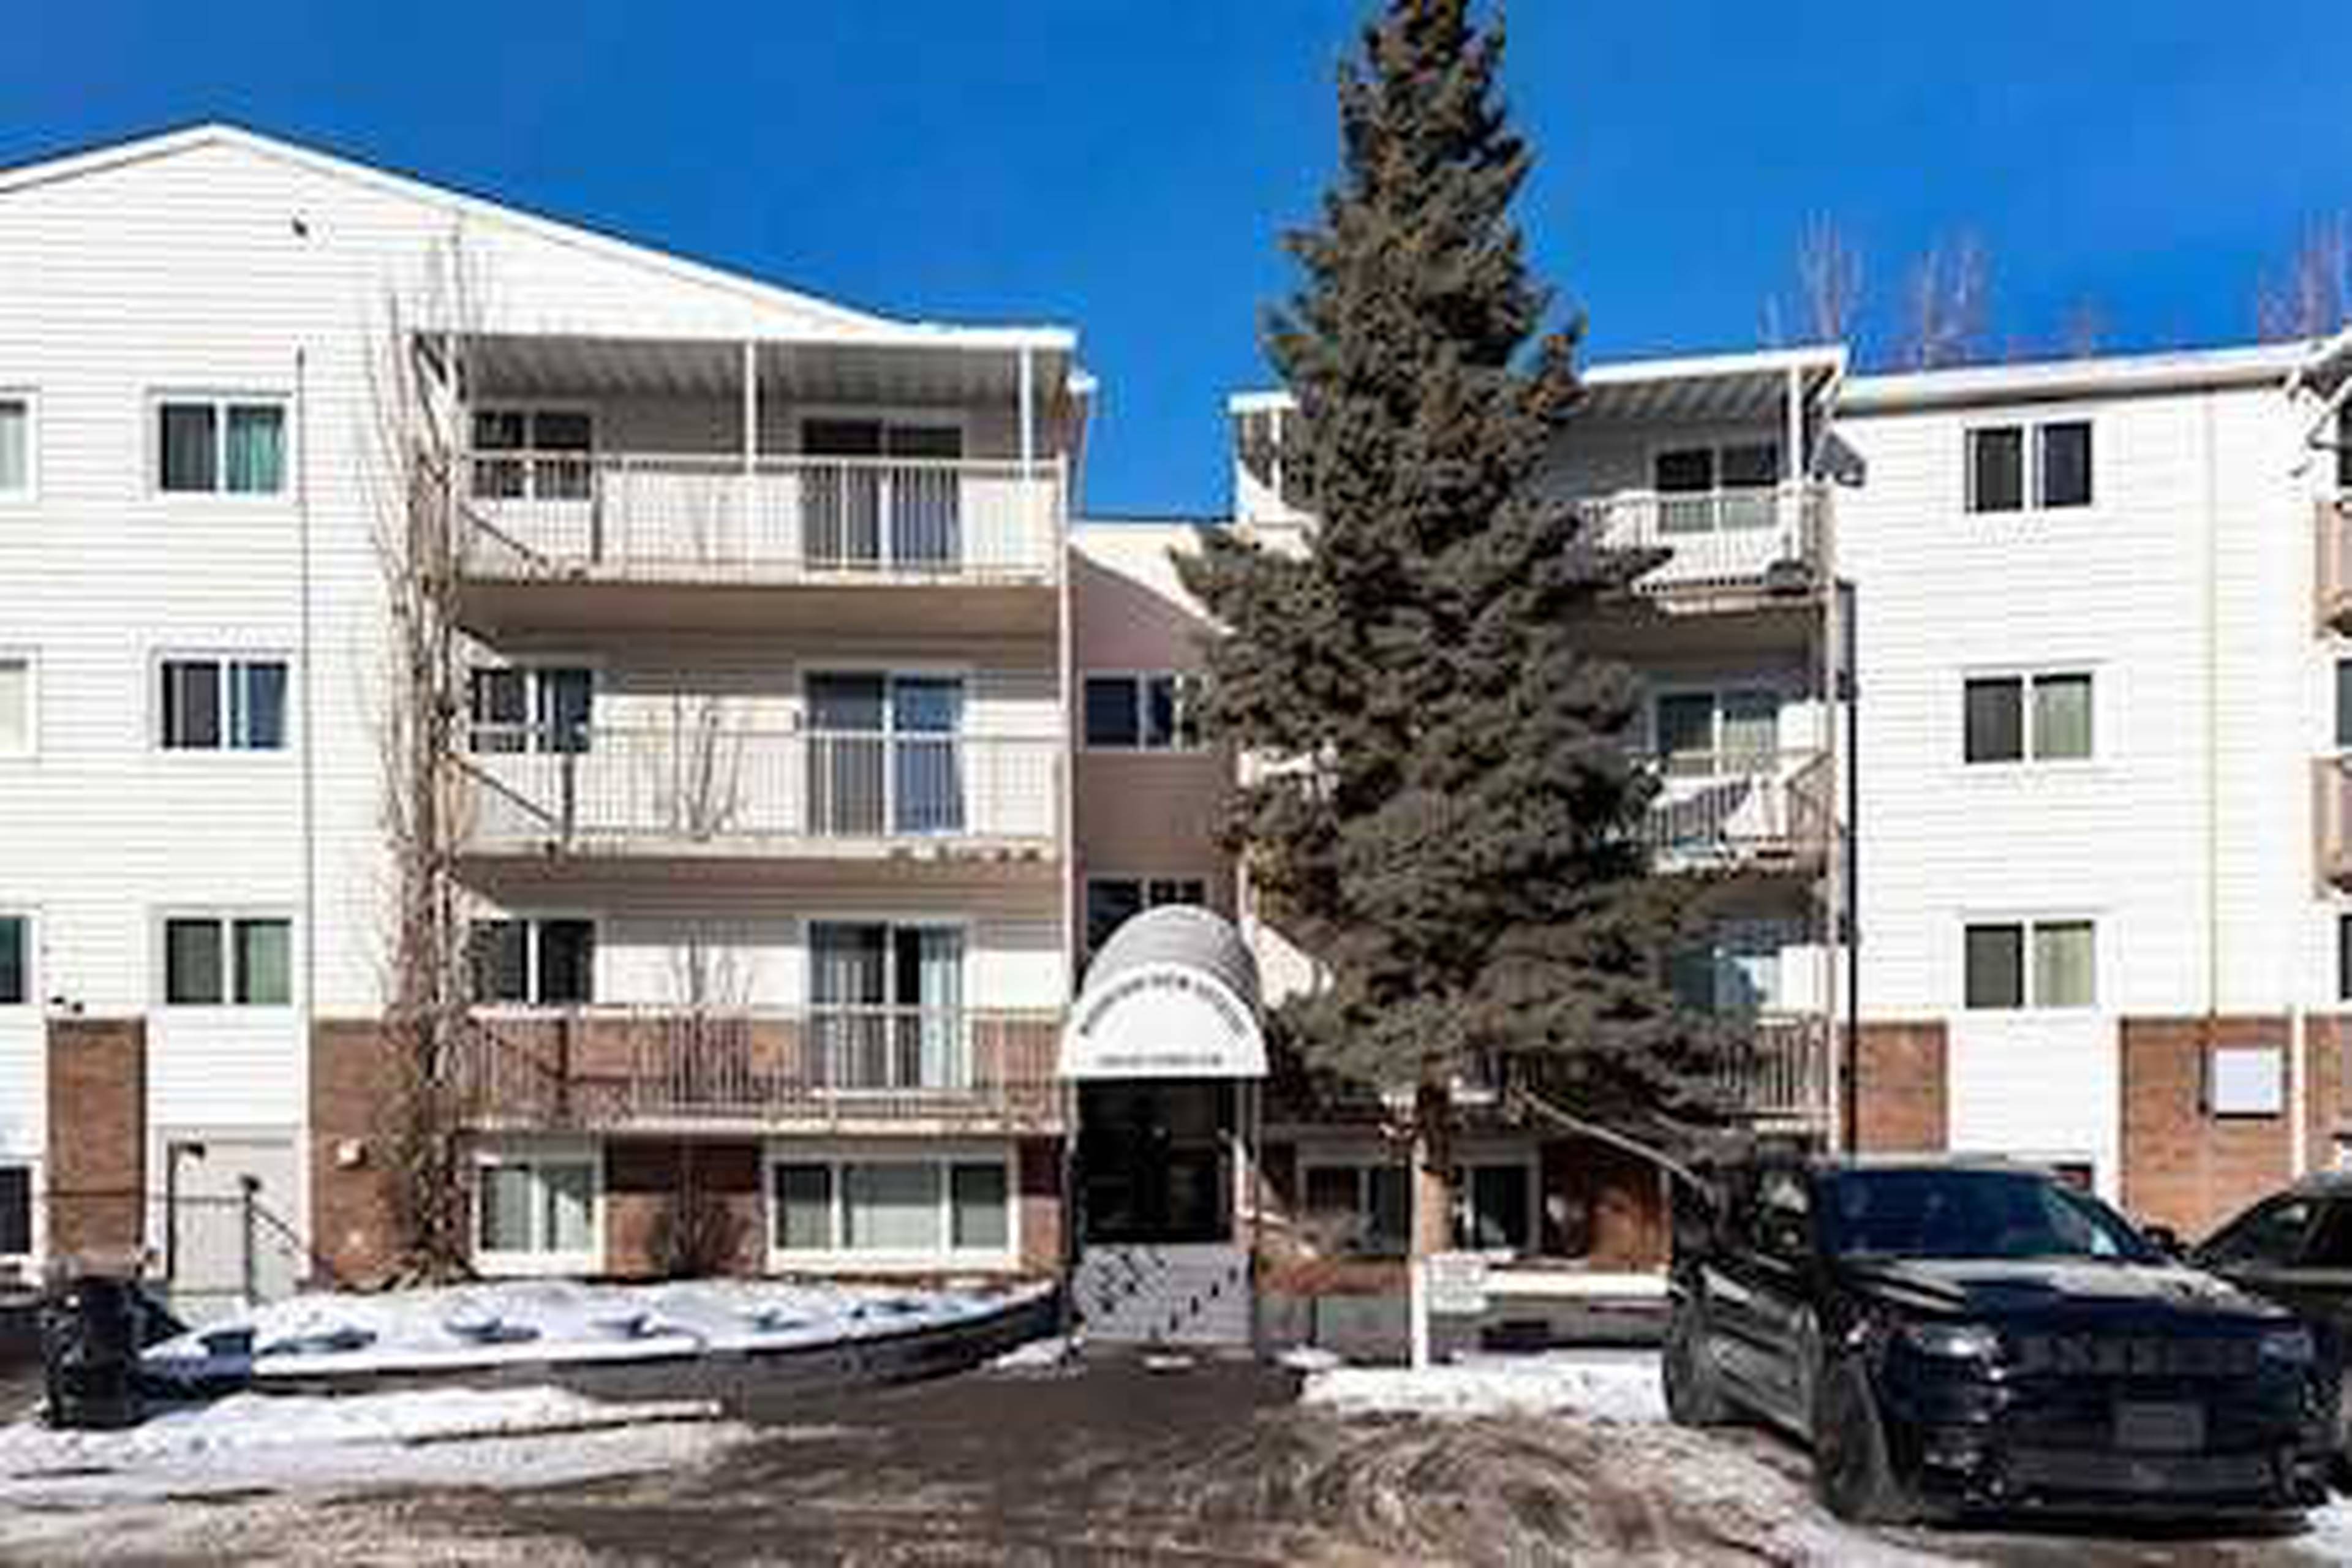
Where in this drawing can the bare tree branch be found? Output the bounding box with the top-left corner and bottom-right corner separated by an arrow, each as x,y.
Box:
1760,217 -> 1864,350
1898,232 -> 1992,369
2258,216 -> 2352,342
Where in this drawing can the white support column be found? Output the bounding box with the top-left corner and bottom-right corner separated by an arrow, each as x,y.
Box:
741,340 -> 758,546
1784,363 -> 1806,552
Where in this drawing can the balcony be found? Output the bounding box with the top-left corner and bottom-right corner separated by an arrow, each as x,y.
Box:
2318,499 -> 2352,634
454,724 -> 1061,874
453,1006 -> 1064,1134
1643,749 -> 1833,875
1572,483 -> 1830,609
454,452 -> 1063,638
1713,1014 -> 1831,1131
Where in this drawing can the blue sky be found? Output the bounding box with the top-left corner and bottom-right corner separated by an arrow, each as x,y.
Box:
7,1 -> 2348,514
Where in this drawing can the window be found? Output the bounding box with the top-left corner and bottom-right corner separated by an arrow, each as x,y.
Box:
0,395 -> 29,498
160,658 -> 287,751
1669,921 -> 1796,1017
1299,1161 -> 1412,1256
1653,442 -> 1781,532
2209,1044 -> 2286,1118
805,671 -> 966,835
467,666 -> 592,755
467,918 -> 595,1006
1083,673 -> 1202,751
1965,919 -> 2095,1009
475,1155 -> 596,1259
164,916 -> 291,1006
470,408 -> 594,501
2202,1196 -> 2315,1270
0,1164 -> 29,1259
1967,421 -> 2092,513
2339,913 -> 2352,1003
0,657 -> 28,756
157,398 -> 285,495
2337,660 -> 2352,750
1457,1162 -> 1532,1251
800,418 -> 965,567
768,1156 -> 1011,1258
809,922 -> 965,1088
1654,689 -> 1777,775
1964,672 -> 2091,763
0,915 -> 25,1005
1084,876 -> 1209,959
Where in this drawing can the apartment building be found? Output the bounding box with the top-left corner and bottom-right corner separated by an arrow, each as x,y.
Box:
4,123 -> 2350,1316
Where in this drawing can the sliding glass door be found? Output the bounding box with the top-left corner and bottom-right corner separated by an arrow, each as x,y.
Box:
805,672 -> 965,837
809,921 -> 967,1091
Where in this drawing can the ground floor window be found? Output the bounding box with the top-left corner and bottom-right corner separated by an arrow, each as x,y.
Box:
769,1153 -> 1012,1261
0,1163 -> 31,1260
1297,1155 -> 1533,1256
474,1153 -> 598,1265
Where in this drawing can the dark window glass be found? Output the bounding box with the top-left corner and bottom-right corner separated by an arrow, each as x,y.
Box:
469,669 -> 529,754
2038,421 -> 2093,508
162,660 -> 222,750
2340,914 -> 2352,1003
1084,880 -> 1145,959
0,1168 -> 28,1256
232,918 -> 291,1005
772,1163 -> 834,1250
950,1161 -> 1008,1249
1366,1165 -> 1411,1254
236,661 -> 288,750
0,917 -> 21,1005
1968,426 -> 2024,513
159,403 -> 217,492
801,419 -> 884,458
530,411 -> 594,500
1303,1167 -> 1358,1224
2339,407 -> 2351,491
537,919 -> 595,1005
884,424 -> 963,460
1144,674 -> 1197,750
2337,662 -> 2352,751
2204,1197 -> 2317,1270
1965,923 -> 2025,1009
535,668 -> 594,755
467,921 -> 529,1004
1084,677 -> 1140,748
1145,878 -> 1207,908
1654,448 -> 1715,493
165,919 -> 224,1005
2306,1201 -> 2352,1269
1719,443 -> 1780,489
1460,1165 -> 1530,1251
1963,677 -> 2024,763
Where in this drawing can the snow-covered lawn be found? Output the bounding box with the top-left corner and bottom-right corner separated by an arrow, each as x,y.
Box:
0,1384 -> 759,1509
145,1276 -> 1049,1382
1301,1350 -> 1665,1423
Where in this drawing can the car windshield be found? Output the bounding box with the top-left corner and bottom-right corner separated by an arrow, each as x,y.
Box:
1820,1169 -> 2156,1263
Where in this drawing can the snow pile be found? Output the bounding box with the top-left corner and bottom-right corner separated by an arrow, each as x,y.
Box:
146,1277 -> 1049,1381
1301,1351 -> 1665,1423
1275,1345 -> 1343,1373
0,1384 -> 756,1506
986,1333 -> 1079,1373
2303,1494 -> 2352,1562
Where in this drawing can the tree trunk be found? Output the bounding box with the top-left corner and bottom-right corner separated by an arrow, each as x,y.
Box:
1412,1077 -> 1454,1259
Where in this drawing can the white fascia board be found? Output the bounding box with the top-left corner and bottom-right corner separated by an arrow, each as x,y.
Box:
1842,344 -> 2313,414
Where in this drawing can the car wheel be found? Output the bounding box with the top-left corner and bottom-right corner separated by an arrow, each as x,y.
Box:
1814,1358 -> 1915,1526
1662,1298 -> 1732,1427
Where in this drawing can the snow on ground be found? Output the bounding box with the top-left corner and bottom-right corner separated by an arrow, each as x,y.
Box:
0,1384 -> 761,1510
145,1276 -> 1050,1381
1300,1349 -> 1667,1423
986,1333 -> 1079,1372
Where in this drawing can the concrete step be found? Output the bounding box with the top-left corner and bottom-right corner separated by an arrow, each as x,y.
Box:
1074,1243 -> 1252,1347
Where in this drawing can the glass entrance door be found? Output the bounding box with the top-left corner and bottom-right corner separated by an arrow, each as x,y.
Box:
1077,1081 -> 1234,1244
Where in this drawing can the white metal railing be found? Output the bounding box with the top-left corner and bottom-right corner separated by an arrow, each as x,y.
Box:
1643,748 -> 1832,868
458,451 -> 1063,585
1714,1013 -> 1831,1125
455,723 -> 1061,851
455,1005 -> 1064,1127
1572,481 -> 1828,594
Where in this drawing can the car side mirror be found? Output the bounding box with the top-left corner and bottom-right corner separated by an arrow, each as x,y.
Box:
2143,1224 -> 2185,1259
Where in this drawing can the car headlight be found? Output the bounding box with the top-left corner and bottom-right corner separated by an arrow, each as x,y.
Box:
1899,1321 -> 2002,1361
2259,1327 -> 2316,1366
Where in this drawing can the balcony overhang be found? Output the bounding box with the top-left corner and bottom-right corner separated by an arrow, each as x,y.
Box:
460,331 -> 1082,410
1575,345 -> 1846,426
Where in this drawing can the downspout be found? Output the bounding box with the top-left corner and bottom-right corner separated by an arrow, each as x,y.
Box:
296,345 -> 319,1247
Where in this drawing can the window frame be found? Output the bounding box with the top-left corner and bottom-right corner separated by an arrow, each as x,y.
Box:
1964,417 -> 2096,515
1080,671 -> 1205,753
0,390 -> 36,503
762,1142 -> 1017,1270
1649,685 -> 1784,775
470,1142 -> 603,1275
0,1156 -> 40,1270
466,913 -> 600,1009
465,660 -> 598,755
1962,916 -> 2098,1012
0,649 -> 34,760
1643,437 -> 1787,534
151,391 -> 292,499
1961,668 -> 2097,767
2207,1042 -> 2288,1120
0,910 -> 31,1009
154,653 -> 293,755
1295,1144 -> 1539,1258
1082,873 -> 1213,962
467,403 -> 599,503
157,911 -> 296,1009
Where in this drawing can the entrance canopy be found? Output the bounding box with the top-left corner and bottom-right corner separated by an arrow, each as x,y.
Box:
1060,907 -> 1265,1080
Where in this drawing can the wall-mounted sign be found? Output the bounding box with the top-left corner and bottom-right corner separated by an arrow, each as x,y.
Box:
1058,962 -> 1266,1080
1423,1251 -> 1491,1316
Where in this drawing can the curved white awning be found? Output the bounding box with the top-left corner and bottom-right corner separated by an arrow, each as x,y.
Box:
1059,906 -> 1266,1080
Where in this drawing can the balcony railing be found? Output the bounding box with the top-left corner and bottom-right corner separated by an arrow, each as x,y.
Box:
455,724 -> 1061,855
1713,1013 -> 1831,1127
458,451 -> 1063,586
2318,499 -> 2352,633
453,1006 -> 1064,1129
1572,482 -> 1829,598
1643,748 -> 1833,871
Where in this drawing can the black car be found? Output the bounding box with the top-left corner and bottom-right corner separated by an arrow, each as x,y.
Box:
2193,1175 -> 2352,1456
1663,1155 -> 2332,1524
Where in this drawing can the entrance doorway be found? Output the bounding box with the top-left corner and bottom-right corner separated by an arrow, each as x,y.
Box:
1077,1081 -> 1234,1245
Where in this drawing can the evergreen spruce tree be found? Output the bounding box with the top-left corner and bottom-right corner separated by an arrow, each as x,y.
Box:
1179,0 -> 1719,1256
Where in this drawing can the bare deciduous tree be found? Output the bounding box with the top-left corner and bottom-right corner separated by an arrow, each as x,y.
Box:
2258,216 -> 2352,342
1762,217 -> 1865,350
363,235 -> 484,1281
1898,233 -> 1992,369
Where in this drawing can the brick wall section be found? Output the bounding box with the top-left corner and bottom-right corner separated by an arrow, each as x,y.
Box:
2309,1016 -> 2349,1174
2120,1016 -> 2294,1238
604,1139 -> 763,1278
1851,1022 -> 1948,1153
47,1017 -> 147,1267
1017,1138 -> 1063,1273
307,1020 -> 406,1287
